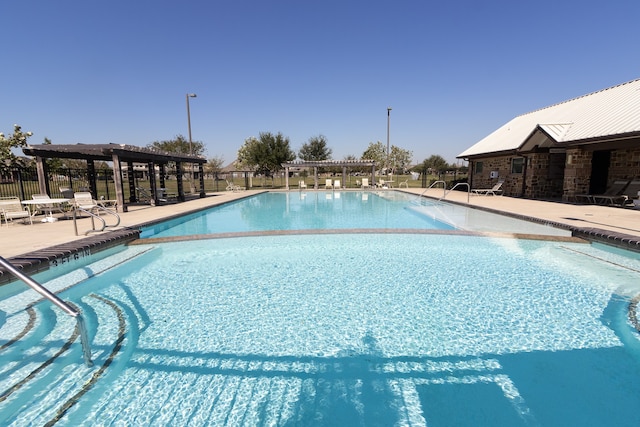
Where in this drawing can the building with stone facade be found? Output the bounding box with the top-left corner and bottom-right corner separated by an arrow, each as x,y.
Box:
457,79 -> 640,201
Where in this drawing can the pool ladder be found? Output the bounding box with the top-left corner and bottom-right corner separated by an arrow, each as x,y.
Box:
73,205 -> 121,236
0,256 -> 93,367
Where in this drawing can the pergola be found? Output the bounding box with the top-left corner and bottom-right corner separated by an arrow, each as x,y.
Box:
281,160 -> 377,189
22,143 -> 207,212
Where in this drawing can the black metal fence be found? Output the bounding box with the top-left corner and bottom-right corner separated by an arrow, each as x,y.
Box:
1,167 -> 229,200
0,167 -> 119,200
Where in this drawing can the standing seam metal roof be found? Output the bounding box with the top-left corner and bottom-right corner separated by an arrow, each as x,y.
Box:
458,78 -> 640,158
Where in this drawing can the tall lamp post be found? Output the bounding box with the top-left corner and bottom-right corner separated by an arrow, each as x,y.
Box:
186,93 -> 197,193
387,106 -> 392,178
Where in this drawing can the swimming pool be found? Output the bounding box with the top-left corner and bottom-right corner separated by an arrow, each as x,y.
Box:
140,191 -> 571,238
1,192 -> 640,426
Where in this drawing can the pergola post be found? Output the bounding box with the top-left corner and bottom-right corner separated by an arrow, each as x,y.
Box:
87,160 -> 97,197
111,154 -> 126,212
284,166 -> 290,190
176,162 -> 185,202
198,163 -> 206,197
35,156 -> 49,195
342,166 -> 346,189
127,163 -> 136,203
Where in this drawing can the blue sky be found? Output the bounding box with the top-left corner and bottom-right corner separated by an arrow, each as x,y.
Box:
2,0 -> 639,165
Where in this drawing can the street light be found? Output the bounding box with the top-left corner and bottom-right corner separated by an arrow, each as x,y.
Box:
186,93 -> 197,193
186,93 -> 197,155
387,106 -> 392,175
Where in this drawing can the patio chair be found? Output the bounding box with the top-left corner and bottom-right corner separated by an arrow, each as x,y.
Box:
587,180 -> 630,205
333,179 -> 341,189
31,194 -> 69,217
299,180 -> 307,190
59,187 -> 75,199
471,180 -> 504,196
136,187 -> 154,203
361,178 -> 370,189
74,192 -> 100,212
325,179 -> 333,189
0,197 -> 32,226
621,179 -> 640,207
398,179 -> 409,188
225,180 -> 245,192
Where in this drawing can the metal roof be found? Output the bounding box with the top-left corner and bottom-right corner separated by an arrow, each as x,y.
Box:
457,78 -> 640,158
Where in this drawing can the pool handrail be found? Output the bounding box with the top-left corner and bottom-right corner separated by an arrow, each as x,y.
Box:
0,256 -> 93,367
418,180 -> 447,200
444,182 -> 470,203
73,205 -> 120,236
417,181 -> 470,203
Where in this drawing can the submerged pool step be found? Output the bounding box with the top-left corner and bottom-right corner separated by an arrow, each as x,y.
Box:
0,291 -> 136,426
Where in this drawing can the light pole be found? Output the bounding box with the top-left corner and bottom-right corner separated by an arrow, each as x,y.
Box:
186,93 -> 197,192
186,93 -> 197,155
387,106 -> 392,176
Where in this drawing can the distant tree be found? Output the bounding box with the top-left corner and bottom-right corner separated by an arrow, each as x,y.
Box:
361,141 -> 386,167
421,155 -> 449,174
0,124 -> 33,173
205,155 -> 224,175
42,137 -> 64,172
237,132 -> 296,177
389,146 -> 413,174
148,134 -> 205,156
362,141 -> 412,174
299,134 -> 332,161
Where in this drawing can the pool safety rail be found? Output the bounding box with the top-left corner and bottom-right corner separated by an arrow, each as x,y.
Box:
73,205 -> 121,236
418,180 -> 470,203
0,256 -> 93,367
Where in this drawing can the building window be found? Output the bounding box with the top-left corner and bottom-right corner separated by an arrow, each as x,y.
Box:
511,157 -> 524,174
474,161 -> 483,174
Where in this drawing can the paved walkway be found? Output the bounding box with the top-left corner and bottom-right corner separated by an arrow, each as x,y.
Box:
1,189 -> 639,261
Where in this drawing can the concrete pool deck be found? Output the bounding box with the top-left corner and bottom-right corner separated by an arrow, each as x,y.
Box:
1,188 -> 639,274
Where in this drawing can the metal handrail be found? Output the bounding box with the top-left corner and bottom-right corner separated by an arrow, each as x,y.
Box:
443,182 -> 470,203
73,205 -> 120,236
0,256 -> 93,367
417,180 -> 447,201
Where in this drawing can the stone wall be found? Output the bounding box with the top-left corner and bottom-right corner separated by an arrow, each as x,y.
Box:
470,156 -> 523,196
469,145 -> 640,201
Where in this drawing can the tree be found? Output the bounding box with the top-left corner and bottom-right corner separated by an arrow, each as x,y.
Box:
389,146 -> 413,174
148,134 -> 205,156
361,141 -> 386,166
0,124 -> 33,173
237,132 -> 296,177
421,155 -> 449,174
299,134 -> 332,161
205,155 -> 224,176
43,137 -> 64,172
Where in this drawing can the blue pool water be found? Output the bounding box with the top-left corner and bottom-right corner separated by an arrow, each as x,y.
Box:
141,191 -> 571,238
1,192 -> 640,426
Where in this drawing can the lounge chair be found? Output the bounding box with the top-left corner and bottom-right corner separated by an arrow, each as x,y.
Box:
398,179 -> 408,188
333,179 -> 341,189
299,180 -> 307,190
225,180 -> 245,192
361,178 -> 370,189
136,187 -> 153,203
31,194 -> 69,217
471,180 -> 504,196
0,197 -> 32,226
585,180 -> 630,205
59,186 -> 75,199
621,179 -> 640,207
74,192 -> 100,212
325,179 -> 333,189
